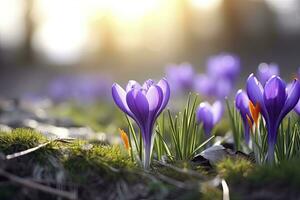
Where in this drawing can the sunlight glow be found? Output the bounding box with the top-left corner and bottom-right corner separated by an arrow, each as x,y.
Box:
88,0 -> 160,22
0,0 -> 25,48
32,0 -> 88,65
189,0 -> 223,10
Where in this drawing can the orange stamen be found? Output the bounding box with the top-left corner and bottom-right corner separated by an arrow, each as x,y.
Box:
119,128 -> 130,151
249,101 -> 260,126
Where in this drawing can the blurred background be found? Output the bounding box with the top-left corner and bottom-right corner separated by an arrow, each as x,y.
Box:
0,0 -> 300,97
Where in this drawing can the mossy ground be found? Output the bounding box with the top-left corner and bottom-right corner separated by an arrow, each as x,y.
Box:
217,157 -> 300,200
1,128 -> 300,200
0,129 -> 138,199
0,129 -> 204,199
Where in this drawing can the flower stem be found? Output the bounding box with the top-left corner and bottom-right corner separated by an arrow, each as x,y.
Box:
267,142 -> 275,164
267,124 -> 278,164
143,143 -> 151,169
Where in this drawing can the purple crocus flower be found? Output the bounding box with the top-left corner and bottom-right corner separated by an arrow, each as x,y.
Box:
194,53 -> 240,100
194,74 -> 215,97
194,74 -> 233,99
295,100 -> 300,115
246,74 -> 300,162
206,53 -> 240,83
196,101 -> 223,138
165,63 -> 194,94
48,74 -> 111,103
235,90 -> 253,144
257,63 -> 279,86
112,78 -> 170,168
295,69 -> 300,115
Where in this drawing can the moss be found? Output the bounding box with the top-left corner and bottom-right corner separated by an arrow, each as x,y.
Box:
217,157 -> 300,189
245,159 -> 300,188
216,157 -> 254,181
217,158 -> 300,199
200,185 -> 222,200
0,128 -> 140,199
0,129 -> 61,171
0,128 -> 255,199
63,141 -> 135,183
0,128 -> 134,173
0,129 -> 134,176
0,128 -> 48,154
152,161 -> 207,182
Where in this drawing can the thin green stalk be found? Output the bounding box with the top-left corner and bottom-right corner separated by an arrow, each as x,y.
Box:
125,115 -> 139,153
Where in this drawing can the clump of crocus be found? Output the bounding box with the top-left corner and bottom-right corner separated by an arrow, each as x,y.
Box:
195,53 -> 240,99
196,101 -> 223,138
257,63 -> 279,86
246,74 -> 300,162
206,53 -> 240,82
48,74 -> 111,103
112,78 -> 170,169
165,63 -> 195,95
194,74 -> 233,99
235,90 -> 253,144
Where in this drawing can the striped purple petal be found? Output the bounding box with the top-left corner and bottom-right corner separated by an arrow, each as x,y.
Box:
246,74 -> 268,120
211,101 -> 224,124
126,89 -> 149,128
196,102 -> 214,137
279,79 -> 300,119
126,80 -> 141,92
156,78 -> 170,116
263,76 -> 286,126
112,83 -> 134,118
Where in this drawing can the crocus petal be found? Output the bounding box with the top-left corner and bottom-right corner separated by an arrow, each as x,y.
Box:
194,74 -> 215,97
235,89 -> 250,118
207,53 -> 240,82
119,128 -> 130,150
126,89 -> 149,127
146,86 -> 163,128
246,74 -> 264,106
235,90 -> 253,144
165,63 -> 194,94
294,99 -> 300,115
243,120 -> 251,144
246,74 -> 268,119
112,83 -> 134,117
142,79 -> 155,92
215,78 -> 233,99
212,101 -> 224,124
126,80 -> 141,92
263,76 -> 286,125
196,103 -> 214,136
279,79 -> 300,120
249,101 -> 260,125
146,86 -> 163,112
257,63 -> 279,86
156,78 -> 170,115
